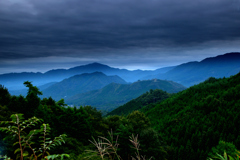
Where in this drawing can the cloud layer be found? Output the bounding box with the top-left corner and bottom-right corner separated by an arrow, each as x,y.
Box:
0,0 -> 240,73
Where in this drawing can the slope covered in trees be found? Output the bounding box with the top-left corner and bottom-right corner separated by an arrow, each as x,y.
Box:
107,89 -> 171,116
143,72 -> 240,159
1,72 -> 240,159
65,79 -> 186,111
0,82 -> 166,159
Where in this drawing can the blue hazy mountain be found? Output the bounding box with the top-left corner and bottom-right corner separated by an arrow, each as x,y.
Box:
65,79 -> 186,111
1,52 -> 240,90
41,72 -> 127,101
0,62 -> 173,90
143,52 -> 240,87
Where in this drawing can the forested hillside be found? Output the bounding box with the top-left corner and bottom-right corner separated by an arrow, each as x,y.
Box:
0,82 -> 167,160
143,72 -> 240,159
65,79 -> 185,111
107,89 -> 171,116
1,72 -> 240,160
41,72 -> 127,100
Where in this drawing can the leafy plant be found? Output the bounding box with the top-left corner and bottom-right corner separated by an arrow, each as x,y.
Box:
0,153 -> 11,160
208,141 -> 240,159
207,150 -> 240,160
0,114 -> 68,160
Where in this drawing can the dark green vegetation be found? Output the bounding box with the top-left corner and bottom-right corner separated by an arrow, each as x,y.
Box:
1,70 -> 240,159
143,72 -> 240,159
0,114 -> 69,160
107,89 -> 171,116
65,79 -> 185,111
0,82 -> 166,159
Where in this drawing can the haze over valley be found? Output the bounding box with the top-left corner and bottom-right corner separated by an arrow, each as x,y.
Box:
1,52 -> 240,111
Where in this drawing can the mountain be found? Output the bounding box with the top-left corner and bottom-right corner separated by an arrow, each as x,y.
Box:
145,52 -> 240,87
107,89 -> 171,116
142,72 -> 240,159
2,52 -> 239,90
0,62 -> 174,90
65,79 -> 186,111
41,72 -> 127,101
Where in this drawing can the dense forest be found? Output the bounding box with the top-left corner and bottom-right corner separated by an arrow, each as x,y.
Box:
107,89 -> 172,116
143,73 -> 240,159
1,72 -> 240,159
0,82 -> 166,159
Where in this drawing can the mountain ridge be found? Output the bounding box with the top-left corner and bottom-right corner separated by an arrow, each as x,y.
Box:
1,52 -> 240,90
41,72 -> 127,101
65,79 -> 186,111
0,62 -> 173,90
145,52 -> 240,86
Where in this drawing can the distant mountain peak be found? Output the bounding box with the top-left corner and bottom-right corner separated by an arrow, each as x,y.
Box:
89,62 -> 105,65
75,71 -> 106,77
201,52 -> 240,63
84,62 -> 110,68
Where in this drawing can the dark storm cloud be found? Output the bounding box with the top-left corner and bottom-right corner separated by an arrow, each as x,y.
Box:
0,0 -> 240,68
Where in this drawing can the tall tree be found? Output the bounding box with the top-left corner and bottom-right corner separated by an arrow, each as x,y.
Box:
23,81 -> 42,118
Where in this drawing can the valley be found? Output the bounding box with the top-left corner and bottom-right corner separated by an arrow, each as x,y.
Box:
1,52 -> 240,160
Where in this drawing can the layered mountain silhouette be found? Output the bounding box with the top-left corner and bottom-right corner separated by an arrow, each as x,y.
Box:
65,79 -> 186,111
144,52 -> 240,87
2,52 -> 240,90
2,52 -> 240,110
0,62 -> 173,90
41,72 -> 127,100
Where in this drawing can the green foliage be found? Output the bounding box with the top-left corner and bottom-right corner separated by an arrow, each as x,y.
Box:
1,73 -> 240,160
0,154 -> 11,160
104,111 -> 166,160
0,85 -> 11,106
107,89 -> 171,116
23,81 -> 43,96
45,154 -> 70,160
0,114 -> 67,160
65,79 -> 185,111
0,82 -> 98,158
127,111 -> 151,132
208,141 -> 239,158
144,72 -> 240,159
23,81 -> 43,118
56,99 -> 67,107
208,150 -> 240,160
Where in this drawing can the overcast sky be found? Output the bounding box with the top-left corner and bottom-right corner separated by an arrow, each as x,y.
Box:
0,0 -> 240,74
